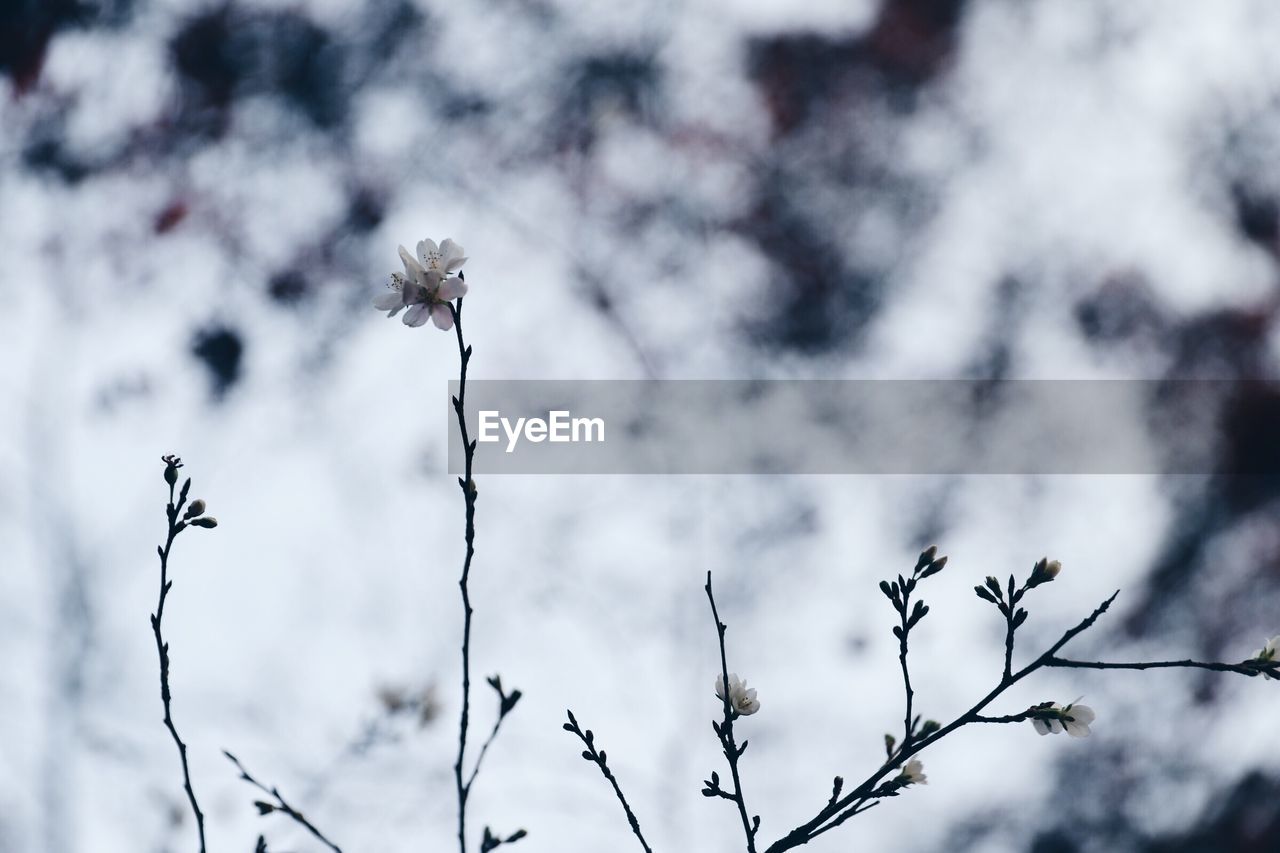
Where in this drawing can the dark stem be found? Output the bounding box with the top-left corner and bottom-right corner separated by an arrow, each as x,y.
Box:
465,714 -> 507,793
897,584 -> 914,749
1002,599 -> 1016,681
448,299 -> 479,853
224,751 -> 343,853
764,590 -> 1125,853
564,711 -> 654,853
151,476 -> 207,853
1046,657 -> 1273,675
705,572 -> 759,853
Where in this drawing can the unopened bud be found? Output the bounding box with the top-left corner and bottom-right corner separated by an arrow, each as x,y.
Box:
184,499 -> 206,519
1027,557 -> 1062,588
190,516 -> 218,529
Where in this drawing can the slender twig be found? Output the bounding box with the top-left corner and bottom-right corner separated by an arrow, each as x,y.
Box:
466,678 -> 522,793
446,299 -> 526,853
224,751 -> 343,853
563,711 -> 654,853
1002,577 -> 1020,680
896,580 -> 916,748
151,456 -> 207,853
447,299 -> 479,853
763,589 -> 1126,853
803,800 -> 879,843
1046,657 -> 1276,676
466,716 -> 506,792
705,572 -> 759,853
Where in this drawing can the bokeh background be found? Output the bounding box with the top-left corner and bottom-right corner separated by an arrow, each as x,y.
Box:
3,0 -> 1280,851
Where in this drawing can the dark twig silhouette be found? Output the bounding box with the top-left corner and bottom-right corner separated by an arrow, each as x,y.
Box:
569,547 -> 1278,853
224,751 -> 344,853
563,710 -> 654,853
446,299 -> 525,853
151,454 -> 217,853
705,572 -> 760,852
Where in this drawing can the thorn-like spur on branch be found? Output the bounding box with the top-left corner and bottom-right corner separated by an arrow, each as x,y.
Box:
224,751 -> 344,853
563,710 -> 653,853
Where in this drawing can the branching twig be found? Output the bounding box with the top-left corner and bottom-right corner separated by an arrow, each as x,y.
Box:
759,549 -> 1277,853
224,751 -> 344,853
151,455 -> 215,853
448,299 -> 479,853
467,676 -> 523,792
1046,657 -> 1275,676
705,572 -> 761,853
446,300 -> 524,853
563,710 -> 653,853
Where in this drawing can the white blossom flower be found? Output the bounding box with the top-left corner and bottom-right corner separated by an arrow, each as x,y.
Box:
898,758 -> 927,785
1253,635 -> 1279,680
416,237 -> 467,279
714,672 -> 760,716
1032,700 -> 1095,738
372,239 -> 469,331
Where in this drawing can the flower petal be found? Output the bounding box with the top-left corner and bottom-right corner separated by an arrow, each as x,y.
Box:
400,245 -> 427,280
1066,704 -> 1096,725
436,276 -> 468,301
403,304 -> 430,327
431,303 -> 454,330
440,238 -> 467,271
417,238 -> 440,266
373,291 -> 403,311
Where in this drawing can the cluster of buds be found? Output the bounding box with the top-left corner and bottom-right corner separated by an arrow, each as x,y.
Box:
914,545 -> 949,579
183,498 -> 217,529
162,455 -> 217,531
487,674 -> 524,718
974,557 -> 1063,625
880,546 -> 949,639
480,827 -> 528,853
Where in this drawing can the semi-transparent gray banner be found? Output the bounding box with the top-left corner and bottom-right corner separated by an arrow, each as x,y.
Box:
446,380 -> 1274,474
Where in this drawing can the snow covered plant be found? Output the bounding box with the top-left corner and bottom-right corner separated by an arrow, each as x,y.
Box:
565,549 -> 1279,853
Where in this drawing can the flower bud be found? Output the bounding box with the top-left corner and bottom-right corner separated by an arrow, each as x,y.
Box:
184,499 -> 207,519
161,454 -> 183,485
1027,557 -> 1062,588
190,516 -> 218,529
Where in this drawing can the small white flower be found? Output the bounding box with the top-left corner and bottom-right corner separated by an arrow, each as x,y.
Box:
372,239 -> 469,331
1032,700 -> 1095,738
416,237 -> 467,279
1253,635 -> 1279,680
714,672 -> 760,716
899,758 -> 928,786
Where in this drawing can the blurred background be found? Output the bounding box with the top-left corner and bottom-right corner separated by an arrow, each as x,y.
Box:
2,0 -> 1280,851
